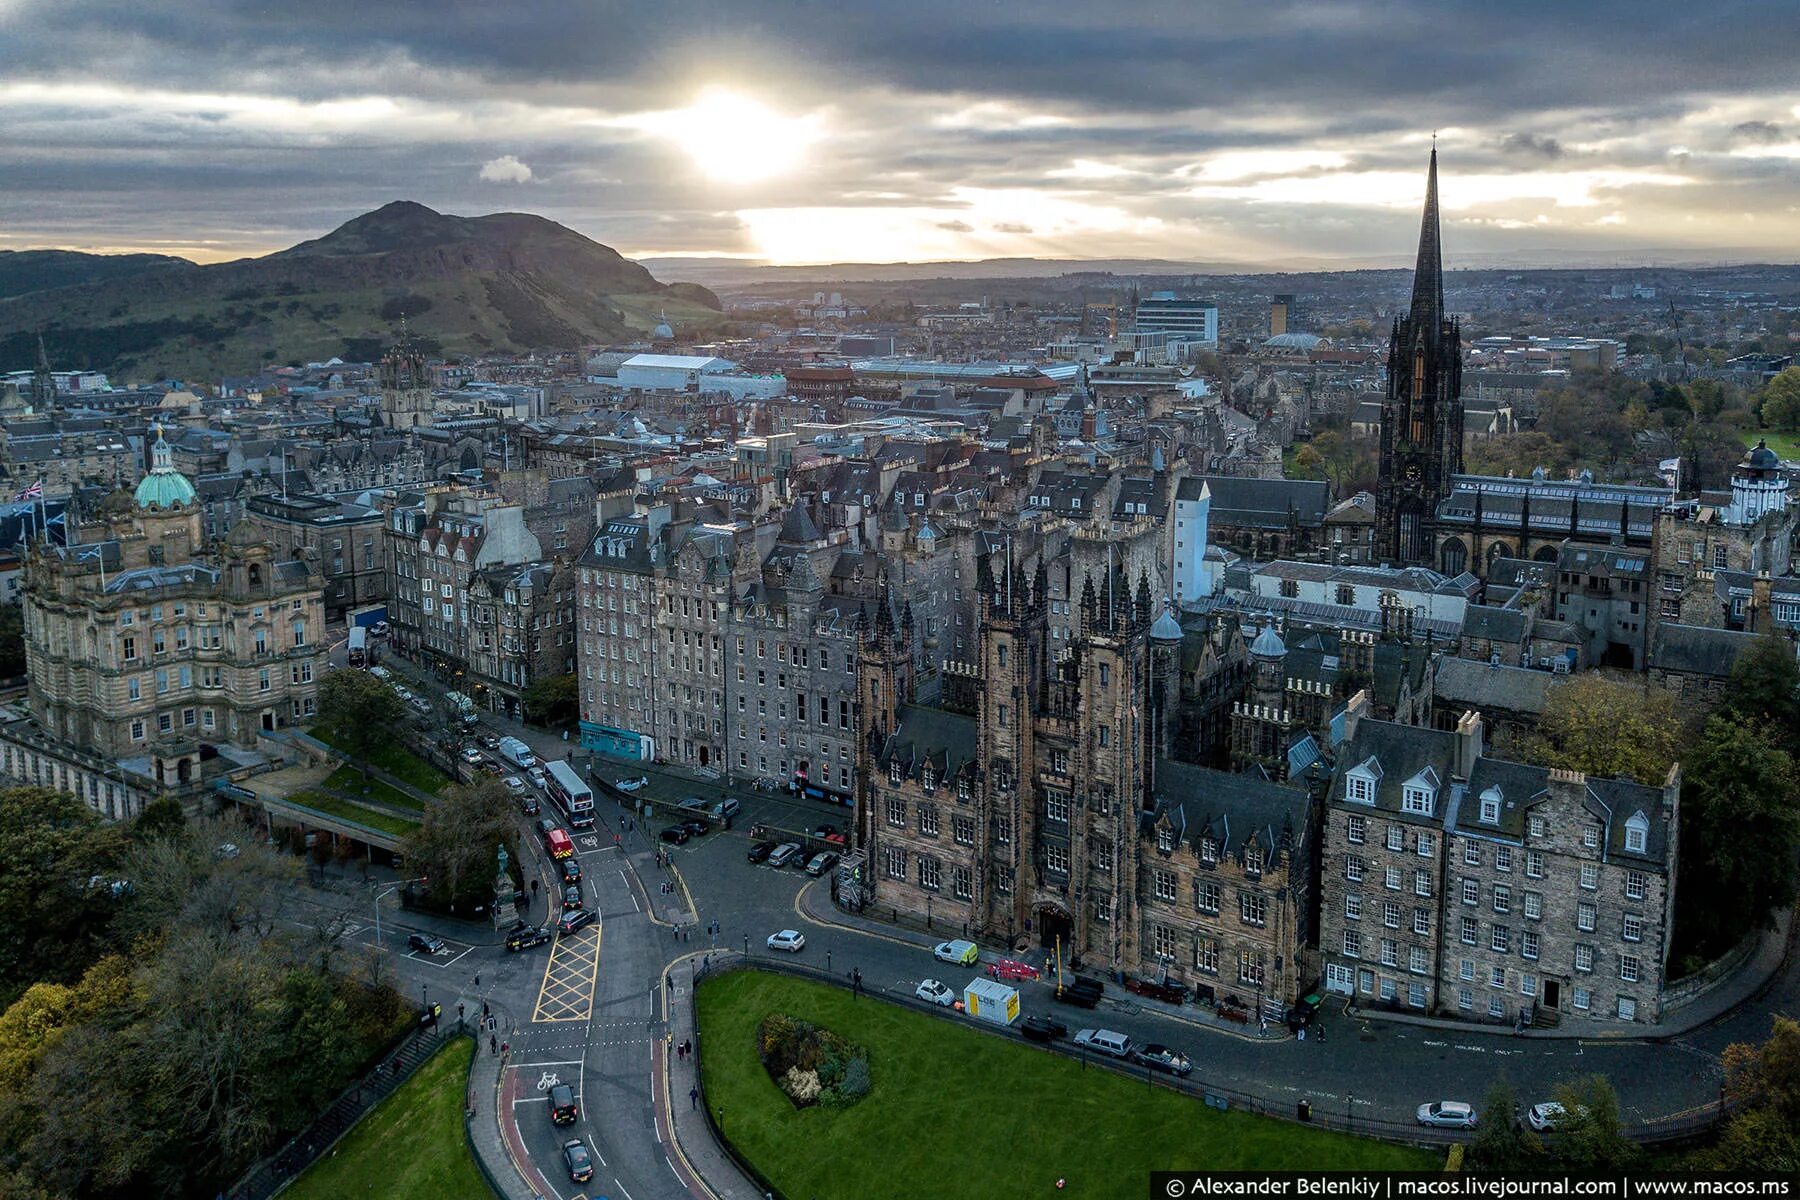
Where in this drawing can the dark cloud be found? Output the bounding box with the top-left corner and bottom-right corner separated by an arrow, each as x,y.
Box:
936,220 -> 974,232
1731,120 -> 1784,143
1496,132 -> 1565,159
992,223 -> 1034,234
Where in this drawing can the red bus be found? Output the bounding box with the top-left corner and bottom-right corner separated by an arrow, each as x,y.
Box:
544,828 -> 574,860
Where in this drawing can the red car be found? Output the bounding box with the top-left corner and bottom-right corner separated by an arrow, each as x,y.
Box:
987,958 -> 1040,983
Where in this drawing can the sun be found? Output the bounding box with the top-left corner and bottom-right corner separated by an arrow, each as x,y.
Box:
639,88 -> 818,183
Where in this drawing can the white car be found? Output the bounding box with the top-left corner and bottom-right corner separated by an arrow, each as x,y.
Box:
1528,1102 -> 1581,1131
766,929 -> 806,953
1417,1101 -> 1478,1129
503,776 -> 527,795
915,979 -> 956,1007
527,767 -> 548,790
394,687 -> 414,701
409,697 -> 432,713
460,747 -> 484,765
616,776 -> 648,792
369,666 -> 391,680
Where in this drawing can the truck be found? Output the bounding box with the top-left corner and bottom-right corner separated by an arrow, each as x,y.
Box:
346,625 -> 368,667
445,691 -> 479,730
497,736 -> 537,770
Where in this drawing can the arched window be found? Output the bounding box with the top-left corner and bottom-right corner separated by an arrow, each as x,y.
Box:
1439,538 -> 1468,576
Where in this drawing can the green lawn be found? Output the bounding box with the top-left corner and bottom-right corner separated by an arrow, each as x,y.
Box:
696,972 -> 1434,1200
284,1035 -> 490,1200
325,764 -> 426,811
1744,431 -> 1800,461
312,723 -> 451,794
290,791 -> 420,838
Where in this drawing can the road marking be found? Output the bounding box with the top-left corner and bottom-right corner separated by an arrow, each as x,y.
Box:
532,922 -> 603,1023
616,1184 -> 634,1200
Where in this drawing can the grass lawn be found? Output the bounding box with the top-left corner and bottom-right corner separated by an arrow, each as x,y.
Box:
284,1035 -> 489,1200
1744,430 -> 1800,461
325,764 -> 426,811
290,791 -> 420,838
312,723 -> 451,794
696,971 -> 1435,1200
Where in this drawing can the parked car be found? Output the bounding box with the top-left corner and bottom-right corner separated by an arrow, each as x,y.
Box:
549,1084 -> 578,1125
915,979 -> 957,1007
712,797 -> 741,821
562,1139 -> 594,1185
767,842 -> 803,868
561,884 -> 584,912
536,817 -> 559,838
1124,974 -> 1190,1005
659,825 -> 691,845
987,958 -> 1040,982
557,908 -> 597,936
460,746 -> 484,765
505,924 -> 552,952
814,823 -> 847,845
679,819 -> 710,837
406,932 -> 446,956
369,666 -> 391,680
560,857 -> 582,884
616,776 -> 648,792
933,939 -> 980,966
482,735 -> 501,750
1019,1015 -> 1068,1043
1053,977 -> 1105,1009
1417,1101 -> 1479,1129
408,697 -> 432,714
1527,1102 -> 1580,1131
678,796 -> 707,812
1135,1044 -> 1193,1076
1072,1028 -> 1134,1059
766,929 -> 806,953
394,687 -> 414,701
804,851 -> 839,876
746,841 -> 779,863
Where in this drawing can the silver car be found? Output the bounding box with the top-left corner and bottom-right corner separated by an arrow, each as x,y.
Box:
1417,1101 -> 1478,1129
767,842 -> 803,868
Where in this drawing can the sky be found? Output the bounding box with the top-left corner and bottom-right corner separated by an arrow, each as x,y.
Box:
2,0 -> 1799,268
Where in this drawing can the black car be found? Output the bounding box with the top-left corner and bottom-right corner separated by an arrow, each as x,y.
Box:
1135,1043 -> 1194,1076
562,1138 -> 594,1184
505,924 -> 552,952
561,883 -> 584,912
560,857 -> 582,885
680,819 -> 710,837
549,1083 -> 578,1125
536,816 -> 559,838
746,840 -> 778,863
1019,1015 -> 1068,1043
659,825 -> 691,845
406,932 -> 446,955
557,908 -> 597,936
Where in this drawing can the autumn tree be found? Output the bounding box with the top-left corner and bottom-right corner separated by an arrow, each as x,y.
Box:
1523,673 -> 1684,784
1760,366 -> 1800,432
1548,1075 -> 1638,1170
1707,1016 -> 1800,1171
403,780 -> 520,912
0,788 -> 127,1004
1466,1079 -> 1538,1172
316,666 -> 407,768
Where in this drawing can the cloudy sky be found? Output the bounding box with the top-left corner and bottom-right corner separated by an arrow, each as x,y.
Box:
3,0 -> 1798,267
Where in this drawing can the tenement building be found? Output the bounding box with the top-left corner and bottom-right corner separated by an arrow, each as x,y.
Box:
1318,700 -> 1679,1026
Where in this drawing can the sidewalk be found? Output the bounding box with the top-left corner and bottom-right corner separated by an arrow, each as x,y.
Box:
665,953 -> 763,1200
462,998 -> 540,1200
795,882 -> 1292,1044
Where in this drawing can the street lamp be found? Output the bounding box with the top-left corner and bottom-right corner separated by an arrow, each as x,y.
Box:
743,933 -> 749,960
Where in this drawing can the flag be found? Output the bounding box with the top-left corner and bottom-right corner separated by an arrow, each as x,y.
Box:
12,480 -> 42,502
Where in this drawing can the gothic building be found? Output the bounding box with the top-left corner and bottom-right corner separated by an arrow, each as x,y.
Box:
1375,149 -> 1464,566
379,336 -> 433,431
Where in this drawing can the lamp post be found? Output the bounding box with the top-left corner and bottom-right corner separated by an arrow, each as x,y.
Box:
743,933 -> 749,960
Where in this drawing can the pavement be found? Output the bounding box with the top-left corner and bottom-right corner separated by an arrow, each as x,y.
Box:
287,639 -> 1800,1197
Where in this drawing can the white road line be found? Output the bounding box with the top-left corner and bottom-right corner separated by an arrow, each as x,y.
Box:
513,1095 -> 550,1104
615,1183 -> 634,1200
666,1156 -> 680,1180
511,1059 -> 586,1068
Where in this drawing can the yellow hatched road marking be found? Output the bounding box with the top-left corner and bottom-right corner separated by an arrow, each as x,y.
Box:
532,921 -> 602,1023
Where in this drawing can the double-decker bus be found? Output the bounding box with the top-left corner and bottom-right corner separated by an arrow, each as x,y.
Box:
544,759 -> 595,829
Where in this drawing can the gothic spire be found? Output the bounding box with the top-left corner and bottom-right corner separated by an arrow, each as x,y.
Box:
1408,146 -> 1444,329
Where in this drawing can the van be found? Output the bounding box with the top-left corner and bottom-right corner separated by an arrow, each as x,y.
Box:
1073,1028 -> 1133,1059
932,939 -> 979,967
550,1083 -> 579,1125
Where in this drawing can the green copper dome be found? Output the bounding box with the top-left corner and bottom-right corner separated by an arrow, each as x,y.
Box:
134,427 -> 197,510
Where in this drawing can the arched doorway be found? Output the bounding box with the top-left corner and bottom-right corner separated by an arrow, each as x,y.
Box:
1439,538 -> 1468,576
1034,903 -> 1073,951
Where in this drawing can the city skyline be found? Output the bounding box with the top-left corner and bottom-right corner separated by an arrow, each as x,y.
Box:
3,1 -> 1800,267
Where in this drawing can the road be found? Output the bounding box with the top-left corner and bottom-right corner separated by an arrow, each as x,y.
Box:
298,639 -> 1787,1197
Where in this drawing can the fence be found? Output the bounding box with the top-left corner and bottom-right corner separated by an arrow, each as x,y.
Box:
687,955 -> 1728,1160
225,1017 -> 473,1200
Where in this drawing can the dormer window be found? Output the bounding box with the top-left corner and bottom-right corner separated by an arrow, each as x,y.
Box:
1346,774 -> 1373,804
889,761 -> 903,786
921,765 -> 936,792
1156,827 -> 1175,853
1402,785 -> 1434,816
1244,847 -> 1264,875
1624,813 -> 1649,854
956,776 -> 971,802
1478,787 -> 1502,826
1200,838 -> 1218,865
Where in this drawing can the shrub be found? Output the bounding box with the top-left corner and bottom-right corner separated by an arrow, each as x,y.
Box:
756,1013 -> 871,1109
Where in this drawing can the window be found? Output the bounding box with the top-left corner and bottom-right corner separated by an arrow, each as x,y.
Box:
1416,833 -> 1435,858
1462,879 -> 1479,906
1528,815 -> 1546,839
1492,884 -> 1511,914
994,817 -> 1011,845
1380,978 -> 1397,1002
1408,983 -> 1427,1010
1491,926 -> 1510,953
1478,790 -> 1501,824
918,805 -> 939,837
1574,944 -> 1595,973
1402,785 -> 1433,816
1346,814 -> 1366,844
1385,866 -> 1401,891
1624,815 -> 1648,854
885,796 -> 906,828
1573,987 -> 1591,1011
1237,951 -> 1265,987
953,815 -> 976,846
1580,864 -> 1599,891
1244,847 -> 1264,875
1583,827 -> 1600,849
1523,891 -> 1542,920
1240,893 -> 1267,926
1412,908 -> 1431,936
1409,945 -> 1428,975
1050,749 -> 1069,774
1386,826 -> 1404,852
1525,851 -> 1545,879
1195,882 -> 1221,915
1045,791 -> 1069,824
1154,870 -> 1177,902
1620,955 -> 1640,983
1617,995 -> 1637,1021
1346,775 -> 1373,804
1577,902 -> 1597,932
1413,869 -> 1432,898
1622,914 -> 1643,943
1097,725 -> 1110,748
917,857 -> 941,891
1342,930 -> 1362,958
1522,930 -> 1540,960
1046,845 -> 1069,874
1380,939 -> 1399,967
1382,900 -> 1402,928
1345,854 -> 1365,882
1345,893 -> 1363,921
1490,966 -> 1507,990
1520,972 -> 1538,999
1458,987 -> 1474,1011
1196,941 -> 1219,973
1463,842 -> 1482,866
1625,870 -> 1647,901
1495,846 -> 1512,872
953,867 -> 972,901
1460,916 -> 1479,945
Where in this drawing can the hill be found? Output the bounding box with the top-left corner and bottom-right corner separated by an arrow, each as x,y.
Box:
0,249 -> 195,300
0,202 -> 722,381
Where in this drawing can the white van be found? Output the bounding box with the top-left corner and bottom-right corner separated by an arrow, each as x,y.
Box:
1072,1028 -> 1134,1059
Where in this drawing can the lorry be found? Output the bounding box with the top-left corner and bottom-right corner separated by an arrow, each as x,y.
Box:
346,625 -> 368,667
497,736 -> 537,770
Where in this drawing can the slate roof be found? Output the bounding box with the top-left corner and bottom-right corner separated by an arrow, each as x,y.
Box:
876,704 -> 979,782
1650,622 -> 1759,678
1178,475 -> 1328,530
1145,758 -> 1312,863
1330,718 -> 1459,826
1434,656 -> 1559,715
1461,605 -> 1528,645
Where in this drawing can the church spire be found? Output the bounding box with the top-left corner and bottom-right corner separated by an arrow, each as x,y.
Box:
1408,146 -> 1444,329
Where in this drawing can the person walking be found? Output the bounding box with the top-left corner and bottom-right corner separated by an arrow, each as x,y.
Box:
490,1034 -> 498,1055
689,1085 -> 699,1110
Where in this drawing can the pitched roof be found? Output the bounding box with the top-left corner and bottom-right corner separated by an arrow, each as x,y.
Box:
1146,758 -> 1311,862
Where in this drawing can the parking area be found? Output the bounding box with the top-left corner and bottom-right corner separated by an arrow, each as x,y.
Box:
532,924 -> 602,1023
402,935 -> 477,969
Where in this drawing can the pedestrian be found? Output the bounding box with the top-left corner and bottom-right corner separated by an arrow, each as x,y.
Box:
490,1034 -> 498,1055
690,1085 -> 699,1110
666,972 -> 673,991
482,1000 -> 490,1018
1259,1015 -> 1267,1034
1297,1026 -> 1305,1042
474,973 -> 480,988
501,1042 -> 508,1057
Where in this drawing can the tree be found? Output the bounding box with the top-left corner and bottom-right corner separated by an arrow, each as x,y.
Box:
1288,443 -> 1325,481
1549,1075 -> 1638,1170
522,671 -> 579,728
1523,673 -> 1684,784
0,788 -> 126,1004
1466,1080 -> 1537,1172
316,667 -> 407,767
1760,366 -> 1800,433
1707,1017 -> 1800,1171
0,604 -> 22,679
1724,634 -> 1800,747
1678,718 -> 1799,950
403,781 -> 519,912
